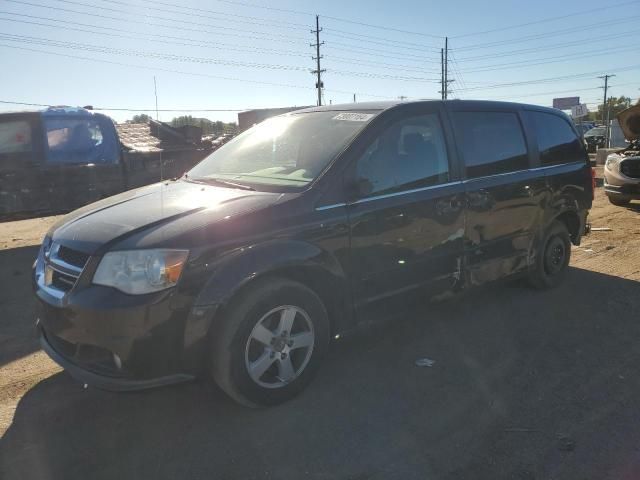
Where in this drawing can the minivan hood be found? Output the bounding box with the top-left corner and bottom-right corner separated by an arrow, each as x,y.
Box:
617,104 -> 640,141
50,180 -> 284,253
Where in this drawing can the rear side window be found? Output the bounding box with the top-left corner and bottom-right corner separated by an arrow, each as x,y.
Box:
453,112 -> 528,178
0,120 -> 33,154
44,116 -> 118,165
529,111 -> 584,166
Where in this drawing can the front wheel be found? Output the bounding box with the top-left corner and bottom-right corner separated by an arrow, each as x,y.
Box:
210,278 -> 329,407
607,195 -> 631,206
528,221 -> 571,290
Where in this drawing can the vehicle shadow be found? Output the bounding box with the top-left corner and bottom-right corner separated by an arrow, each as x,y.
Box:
623,202 -> 640,212
2,267 -> 640,480
0,245 -> 41,366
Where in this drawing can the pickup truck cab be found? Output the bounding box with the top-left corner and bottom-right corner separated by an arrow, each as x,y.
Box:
0,107 -> 123,218
34,100 -> 593,407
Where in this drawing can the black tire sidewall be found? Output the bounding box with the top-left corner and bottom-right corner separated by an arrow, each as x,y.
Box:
531,222 -> 571,289
607,195 -> 631,206
223,281 -> 329,406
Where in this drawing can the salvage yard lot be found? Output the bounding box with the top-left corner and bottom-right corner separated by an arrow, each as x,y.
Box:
1,182 -> 639,480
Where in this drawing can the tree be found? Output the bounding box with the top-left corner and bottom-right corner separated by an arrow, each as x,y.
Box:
587,96 -> 632,122
130,113 -> 152,123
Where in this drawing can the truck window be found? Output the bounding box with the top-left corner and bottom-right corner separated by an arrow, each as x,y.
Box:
44,116 -> 118,165
453,112 -> 528,178
356,113 -> 450,195
529,111 -> 584,166
0,120 -> 33,155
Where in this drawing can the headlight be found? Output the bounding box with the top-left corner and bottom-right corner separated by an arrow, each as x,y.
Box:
93,249 -> 189,294
605,155 -> 621,172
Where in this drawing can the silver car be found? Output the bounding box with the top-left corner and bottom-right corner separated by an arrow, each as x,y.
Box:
604,105 -> 640,206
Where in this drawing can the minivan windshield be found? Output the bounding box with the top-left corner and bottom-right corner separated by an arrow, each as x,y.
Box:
187,111 -> 377,191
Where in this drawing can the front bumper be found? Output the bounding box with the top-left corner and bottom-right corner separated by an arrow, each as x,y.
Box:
39,324 -> 193,391
604,178 -> 640,199
33,267 -> 212,391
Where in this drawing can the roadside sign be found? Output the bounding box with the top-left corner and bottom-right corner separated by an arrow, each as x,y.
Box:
553,97 -> 580,110
571,104 -> 589,119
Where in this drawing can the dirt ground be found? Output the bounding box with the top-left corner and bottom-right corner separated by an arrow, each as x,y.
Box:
1,177 -> 640,479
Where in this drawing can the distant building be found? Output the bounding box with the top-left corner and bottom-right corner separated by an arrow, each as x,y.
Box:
116,119 -> 202,153
238,106 -> 312,132
116,119 -> 211,184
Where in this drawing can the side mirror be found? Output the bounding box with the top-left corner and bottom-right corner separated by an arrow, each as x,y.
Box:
347,177 -> 373,200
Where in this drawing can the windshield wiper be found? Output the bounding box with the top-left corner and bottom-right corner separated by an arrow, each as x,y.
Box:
186,175 -> 255,191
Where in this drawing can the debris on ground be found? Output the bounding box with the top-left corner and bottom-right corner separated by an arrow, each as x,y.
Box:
591,227 -> 613,232
415,358 -> 436,367
557,435 -> 576,452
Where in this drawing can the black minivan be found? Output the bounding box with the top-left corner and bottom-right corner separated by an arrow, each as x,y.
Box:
34,100 -> 593,406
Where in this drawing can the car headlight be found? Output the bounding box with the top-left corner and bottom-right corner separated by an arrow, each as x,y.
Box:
93,249 -> 189,294
605,155 -> 621,172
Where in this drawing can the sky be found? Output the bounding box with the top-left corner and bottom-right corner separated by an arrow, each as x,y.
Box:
0,0 -> 638,123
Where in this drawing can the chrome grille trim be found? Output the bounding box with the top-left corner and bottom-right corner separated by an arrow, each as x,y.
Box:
37,243 -> 88,297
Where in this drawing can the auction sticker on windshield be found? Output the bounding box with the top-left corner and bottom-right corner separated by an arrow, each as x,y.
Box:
332,113 -> 375,122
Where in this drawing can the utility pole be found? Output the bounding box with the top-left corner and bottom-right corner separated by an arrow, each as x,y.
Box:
353,93 -> 356,103
598,74 -> 615,148
440,48 -> 444,100
311,15 -> 325,107
444,37 -> 449,99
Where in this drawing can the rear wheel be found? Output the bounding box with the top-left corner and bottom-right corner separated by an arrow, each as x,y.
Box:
528,221 -> 571,290
210,278 -> 329,407
607,195 -> 631,206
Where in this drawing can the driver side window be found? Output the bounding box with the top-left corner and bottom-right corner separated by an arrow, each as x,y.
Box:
355,113 -> 450,196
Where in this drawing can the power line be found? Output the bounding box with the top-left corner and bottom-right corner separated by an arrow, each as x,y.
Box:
0,14 -> 310,58
0,33 -> 310,71
148,0 -> 445,40
457,44 -> 640,74
98,0 -> 309,29
0,14 -> 440,75
325,55 -> 439,73
477,85 -> 630,101
0,100 -> 249,111
5,0 -> 309,43
98,0 -> 443,49
323,42 -> 441,62
322,27 -> 442,50
0,33 -> 441,82
454,15 -> 640,51
5,0 -> 443,63
0,42 -> 394,99
57,0 -> 309,31
448,50 -> 468,97
322,15 -> 444,39
322,30 -> 441,53
451,0 -> 640,38
451,65 -> 640,92
455,27 -> 640,62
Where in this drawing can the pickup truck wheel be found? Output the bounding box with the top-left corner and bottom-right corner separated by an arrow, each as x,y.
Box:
528,220 -> 571,290
210,278 -> 329,407
607,195 -> 631,206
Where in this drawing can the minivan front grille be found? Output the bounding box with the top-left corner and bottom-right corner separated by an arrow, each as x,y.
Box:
621,158 -> 640,179
57,245 -> 90,269
41,243 -> 89,295
51,269 -> 77,291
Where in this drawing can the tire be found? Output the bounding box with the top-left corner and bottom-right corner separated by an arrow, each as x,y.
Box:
210,277 -> 330,407
528,220 -> 571,290
607,195 -> 631,207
